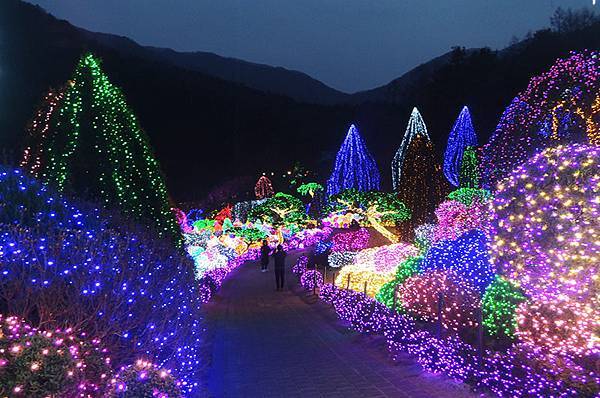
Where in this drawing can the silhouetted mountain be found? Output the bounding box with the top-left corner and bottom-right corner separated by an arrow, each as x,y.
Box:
2,0 -> 599,203
80,31 -> 350,105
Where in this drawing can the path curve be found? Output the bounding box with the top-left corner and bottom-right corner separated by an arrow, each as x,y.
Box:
203,252 -> 478,398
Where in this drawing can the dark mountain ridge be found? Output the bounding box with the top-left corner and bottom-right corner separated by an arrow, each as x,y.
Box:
80,30 -> 351,105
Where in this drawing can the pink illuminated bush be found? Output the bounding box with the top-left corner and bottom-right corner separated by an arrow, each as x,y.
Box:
400,270 -> 480,332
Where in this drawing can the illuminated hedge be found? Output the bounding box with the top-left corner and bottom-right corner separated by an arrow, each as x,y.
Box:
375,256 -> 422,309
515,295 -> 599,357
423,229 -> 494,293
491,144 -> 599,303
482,276 -> 526,338
400,270 -> 480,332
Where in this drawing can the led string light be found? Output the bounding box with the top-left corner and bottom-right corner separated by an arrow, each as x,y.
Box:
254,176 -> 274,199
481,276 -> 526,338
326,124 -> 380,197
482,51 -> 600,187
400,270 -> 480,332
392,107 -> 431,189
443,106 -> 478,187
19,53 -> 180,244
490,144 -> 599,301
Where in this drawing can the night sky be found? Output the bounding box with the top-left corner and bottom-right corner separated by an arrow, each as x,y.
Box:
28,0 -> 594,92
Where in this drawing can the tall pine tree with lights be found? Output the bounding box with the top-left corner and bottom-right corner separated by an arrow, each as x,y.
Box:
443,106 -> 478,187
393,108 -> 445,239
21,53 -> 179,243
326,124 -> 380,197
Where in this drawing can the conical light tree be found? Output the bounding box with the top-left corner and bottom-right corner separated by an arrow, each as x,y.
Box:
392,107 -> 431,190
443,106 -> 478,187
20,53 -> 179,243
254,175 -> 274,199
393,108 -> 445,239
326,124 -> 380,197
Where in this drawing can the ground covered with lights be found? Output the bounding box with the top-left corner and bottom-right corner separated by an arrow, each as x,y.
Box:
0,49 -> 598,397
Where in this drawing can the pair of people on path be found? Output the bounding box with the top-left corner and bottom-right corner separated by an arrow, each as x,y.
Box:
260,240 -> 286,290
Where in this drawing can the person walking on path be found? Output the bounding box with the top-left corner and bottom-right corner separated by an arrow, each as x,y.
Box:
273,244 -> 287,291
260,240 -> 270,272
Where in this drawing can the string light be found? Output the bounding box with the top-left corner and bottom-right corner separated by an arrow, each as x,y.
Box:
392,107 -> 431,189
110,359 -> 182,397
400,270 -> 480,332
490,144 -> 599,302
481,276 -> 526,338
330,227 -> 369,252
334,243 -> 418,297
254,176 -> 274,199
443,106 -> 478,187
423,229 -> 494,293
515,295 -> 599,357
326,124 -> 380,197
482,51 -> 600,187
375,256 -> 421,309
393,109 -> 446,236
19,53 -> 180,244
0,167 -> 203,393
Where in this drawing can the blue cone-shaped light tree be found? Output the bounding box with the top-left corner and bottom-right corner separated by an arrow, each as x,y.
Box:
326,124 -> 380,197
443,106 -> 478,187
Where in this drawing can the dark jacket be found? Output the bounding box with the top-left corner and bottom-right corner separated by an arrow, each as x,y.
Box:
273,250 -> 286,268
260,245 -> 270,264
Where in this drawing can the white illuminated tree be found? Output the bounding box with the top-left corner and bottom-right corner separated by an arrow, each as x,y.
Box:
391,107 -> 431,190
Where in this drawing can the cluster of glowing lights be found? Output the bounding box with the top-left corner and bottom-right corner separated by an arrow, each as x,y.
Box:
327,251 -> 357,268
423,229 -> 494,293
110,359 -> 182,398
254,176 -> 274,199
292,255 -> 308,276
482,51 -> 600,187
431,198 -> 491,244
0,315 -> 111,397
334,243 -> 418,297
19,53 -> 179,242
330,227 -> 369,252
491,144 -> 599,302
481,276 -> 526,338
300,270 -> 324,290
400,270 -> 480,332
375,256 -> 421,309
515,295 -> 599,357
321,211 -> 362,229
443,106 -> 478,187
393,109 -> 446,231
326,124 -> 380,197
392,107 -> 431,189
0,168 -> 203,393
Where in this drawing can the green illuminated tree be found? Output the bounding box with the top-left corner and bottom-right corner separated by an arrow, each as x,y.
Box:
20,53 -> 179,243
459,146 -> 480,188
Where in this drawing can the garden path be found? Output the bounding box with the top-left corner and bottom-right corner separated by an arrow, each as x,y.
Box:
203,251 -> 478,398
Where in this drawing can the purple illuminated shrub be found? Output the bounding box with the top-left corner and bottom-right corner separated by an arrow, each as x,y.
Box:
300,270 -> 323,290
292,255 -> 308,276
331,228 -> 369,252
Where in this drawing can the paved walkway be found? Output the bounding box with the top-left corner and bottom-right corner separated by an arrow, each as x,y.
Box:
203,252 -> 478,398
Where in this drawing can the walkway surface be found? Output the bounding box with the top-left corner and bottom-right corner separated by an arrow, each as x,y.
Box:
203,252 -> 479,398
